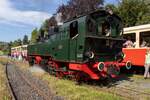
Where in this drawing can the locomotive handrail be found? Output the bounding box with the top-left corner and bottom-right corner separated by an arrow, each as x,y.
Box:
94,52 -> 116,55
86,35 -> 125,40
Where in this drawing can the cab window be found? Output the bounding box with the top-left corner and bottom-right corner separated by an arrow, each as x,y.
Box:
70,21 -> 78,39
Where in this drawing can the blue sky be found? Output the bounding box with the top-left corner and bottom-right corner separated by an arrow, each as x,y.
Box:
0,0 -> 117,42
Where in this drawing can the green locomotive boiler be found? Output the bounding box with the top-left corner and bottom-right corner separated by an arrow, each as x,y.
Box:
28,9 -> 124,80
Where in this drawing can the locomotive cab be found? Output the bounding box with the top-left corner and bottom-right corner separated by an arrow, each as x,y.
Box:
68,10 -> 124,78
79,10 -> 125,77
84,10 -> 124,62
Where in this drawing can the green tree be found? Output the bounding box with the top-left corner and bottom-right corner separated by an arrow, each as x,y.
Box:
0,42 -> 9,55
105,0 -> 150,27
30,28 -> 38,44
41,19 -> 49,32
17,39 -> 22,45
23,35 -> 29,45
118,0 -> 150,27
136,0 -> 150,25
41,19 -> 50,37
12,39 -> 22,47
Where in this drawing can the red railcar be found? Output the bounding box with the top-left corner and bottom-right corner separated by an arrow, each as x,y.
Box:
121,24 -> 150,68
122,48 -> 147,67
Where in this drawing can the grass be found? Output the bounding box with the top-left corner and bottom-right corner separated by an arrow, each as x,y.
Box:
0,64 -> 11,100
0,57 -> 9,64
41,73 -> 124,100
0,56 -> 29,70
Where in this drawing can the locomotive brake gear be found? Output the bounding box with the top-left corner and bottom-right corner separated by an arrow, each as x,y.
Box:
107,64 -> 120,76
115,52 -> 125,62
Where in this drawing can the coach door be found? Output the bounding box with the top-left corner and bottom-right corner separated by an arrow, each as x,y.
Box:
69,21 -> 78,62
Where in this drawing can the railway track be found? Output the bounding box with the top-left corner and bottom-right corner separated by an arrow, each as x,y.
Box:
5,62 -> 17,100
5,62 -> 63,100
87,80 -> 150,100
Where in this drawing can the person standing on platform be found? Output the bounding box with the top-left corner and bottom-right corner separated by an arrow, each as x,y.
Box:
144,48 -> 150,79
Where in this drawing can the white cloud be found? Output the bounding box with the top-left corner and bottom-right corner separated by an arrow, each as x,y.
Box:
0,0 -> 51,27
0,19 -> 27,27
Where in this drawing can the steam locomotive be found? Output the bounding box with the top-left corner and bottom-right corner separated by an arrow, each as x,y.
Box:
27,9 -> 125,81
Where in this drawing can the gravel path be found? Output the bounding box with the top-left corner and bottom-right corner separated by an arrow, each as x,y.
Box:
95,74 -> 150,100
6,63 -> 63,100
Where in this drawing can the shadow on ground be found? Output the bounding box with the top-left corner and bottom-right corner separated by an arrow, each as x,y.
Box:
83,66 -> 146,88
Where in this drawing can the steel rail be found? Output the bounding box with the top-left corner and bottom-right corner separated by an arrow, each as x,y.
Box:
6,62 -> 51,100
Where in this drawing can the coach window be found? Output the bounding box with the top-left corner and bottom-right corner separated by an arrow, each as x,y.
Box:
70,21 -> 78,39
140,31 -> 150,47
123,33 -> 135,43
